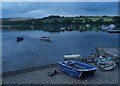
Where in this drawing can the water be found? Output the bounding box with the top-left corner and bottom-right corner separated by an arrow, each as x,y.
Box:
2,30 -> 118,72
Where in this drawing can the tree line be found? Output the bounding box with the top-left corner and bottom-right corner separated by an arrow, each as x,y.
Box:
2,15 -> 120,26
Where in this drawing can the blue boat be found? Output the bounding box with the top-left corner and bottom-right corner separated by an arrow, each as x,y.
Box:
58,60 -> 97,78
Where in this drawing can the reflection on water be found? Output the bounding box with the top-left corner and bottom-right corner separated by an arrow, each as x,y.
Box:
2,27 -> 118,72
2,24 -> 100,32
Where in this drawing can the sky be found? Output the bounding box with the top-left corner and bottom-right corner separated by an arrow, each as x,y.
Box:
1,0 -> 120,2
1,2 -> 119,18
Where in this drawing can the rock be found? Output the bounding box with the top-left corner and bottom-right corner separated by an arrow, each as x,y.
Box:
85,80 -> 88,82
46,81 -> 49,84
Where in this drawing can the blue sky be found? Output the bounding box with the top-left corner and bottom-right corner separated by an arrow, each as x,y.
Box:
2,2 -> 118,18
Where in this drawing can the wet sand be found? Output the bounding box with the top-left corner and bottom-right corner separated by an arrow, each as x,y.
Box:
2,64 -> 118,84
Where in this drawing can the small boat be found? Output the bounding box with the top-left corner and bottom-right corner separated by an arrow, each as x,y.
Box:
108,29 -> 120,33
99,25 -> 110,31
58,60 -> 97,78
61,27 -> 65,30
96,56 -> 116,71
63,54 -> 81,60
109,24 -> 116,29
16,36 -> 24,42
103,62 -> 116,71
40,37 -> 51,42
86,24 -> 90,28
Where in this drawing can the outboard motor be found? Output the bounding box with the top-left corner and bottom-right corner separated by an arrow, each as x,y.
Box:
16,37 -> 24,42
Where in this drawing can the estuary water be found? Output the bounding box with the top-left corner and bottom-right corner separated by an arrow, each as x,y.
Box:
2,30 -> 118,72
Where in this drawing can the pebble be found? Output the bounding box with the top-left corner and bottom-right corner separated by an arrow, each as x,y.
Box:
85,80 -> 88,82
46,81 -> 49,84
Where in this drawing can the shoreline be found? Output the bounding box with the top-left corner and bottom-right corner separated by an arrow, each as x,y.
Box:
2,48 -> 119,84
2,63 -> 57,78
2,64 -> 118,84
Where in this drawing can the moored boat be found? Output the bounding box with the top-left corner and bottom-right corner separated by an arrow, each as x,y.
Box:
40,37 -> 52,42
16,36 -> 24,42
58,60 -> 97,78
101,25 -> 110,31
108,29 -> 120,33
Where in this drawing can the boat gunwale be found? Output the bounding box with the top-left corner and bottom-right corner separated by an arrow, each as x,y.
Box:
58,61 -> 97,72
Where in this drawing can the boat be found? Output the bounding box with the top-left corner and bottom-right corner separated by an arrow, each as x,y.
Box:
40,37 -> 52,42
61,27 -> 65,30
58,60 -> 97,78
86,24 -> 90,28
108,29 -> 120,33
102,61 -> 116,71
101,25 -> 110,31
96,56 -> 116,71
16,36 -> 24,42
109,24 -> 116,29
63,54 -> 81,60
97,60 -> 116,71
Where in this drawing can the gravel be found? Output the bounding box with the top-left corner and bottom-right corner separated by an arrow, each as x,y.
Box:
2,64 -> 118,84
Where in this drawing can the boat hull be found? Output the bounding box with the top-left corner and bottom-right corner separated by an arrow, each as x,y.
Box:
58,63 -> 82,78
58,60 -> 97,78
63,54 -> 81,60
40,37 -> 52,42
108,30 -> 120,33
103,63 -> 116,71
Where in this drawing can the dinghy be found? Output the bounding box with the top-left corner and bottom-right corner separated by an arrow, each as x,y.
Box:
63,54 -> 81,60
108,29 -> 120,33
16,36 -> 24,42
58,60 -> 97,78
103,62 -> 116,71
96,56 -> 116,71
40,37 -> 52,42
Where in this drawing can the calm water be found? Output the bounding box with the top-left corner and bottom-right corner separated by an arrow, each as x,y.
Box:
2,30 -> 118,72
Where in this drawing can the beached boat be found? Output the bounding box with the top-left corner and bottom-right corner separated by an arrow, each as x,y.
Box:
108,29 -> 120,33
63,54 -> 81,60
40,37 -> 51,42
96,56 -> 116,71
97,60 -> 116,71
86,24 -> 90,28
58,60 -> 97,78
102,61 -> 116,71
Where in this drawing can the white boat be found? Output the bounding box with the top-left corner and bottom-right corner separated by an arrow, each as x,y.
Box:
96,56 -> 116,71
103,62 -> 116,71
109,24 -> 116,29
101,25 -> 110,31
108,29 -> 120,33
40,37 -> 52,42
63,54 -> 81,60
86,24 -> 90,28
61,27 -> 65,30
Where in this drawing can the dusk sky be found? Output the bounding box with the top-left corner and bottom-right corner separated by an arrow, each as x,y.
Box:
2,2 -> 118,18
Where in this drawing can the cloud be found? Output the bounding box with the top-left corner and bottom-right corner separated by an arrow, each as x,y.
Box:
2,2 -> 118,18
2,0 -> 120,2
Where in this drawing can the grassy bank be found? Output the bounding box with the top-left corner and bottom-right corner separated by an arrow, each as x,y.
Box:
2,16 -> 117,25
